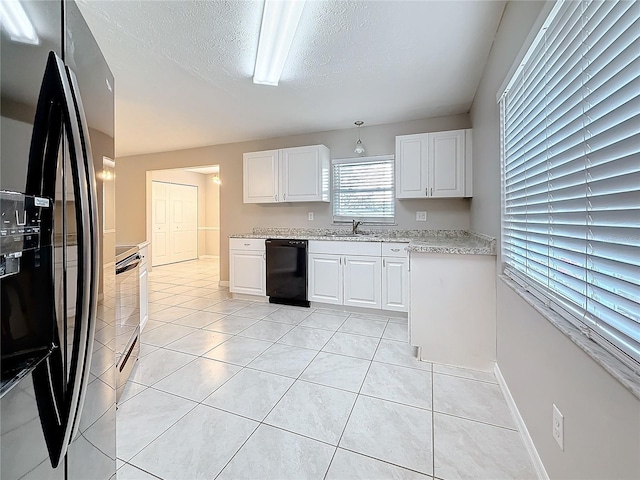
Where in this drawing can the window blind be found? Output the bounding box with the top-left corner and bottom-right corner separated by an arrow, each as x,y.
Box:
332,155 -> 395,223
500,0 -> 640,367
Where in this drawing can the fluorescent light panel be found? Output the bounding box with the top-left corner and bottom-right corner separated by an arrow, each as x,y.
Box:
253,0 -> 306,86
0,0 -> 39,45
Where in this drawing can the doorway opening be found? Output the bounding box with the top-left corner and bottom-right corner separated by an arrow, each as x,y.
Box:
146,165 -> 220,269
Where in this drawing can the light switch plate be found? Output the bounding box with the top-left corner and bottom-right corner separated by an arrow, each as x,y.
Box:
308,212 -> 314,221
416,211 -> 427,222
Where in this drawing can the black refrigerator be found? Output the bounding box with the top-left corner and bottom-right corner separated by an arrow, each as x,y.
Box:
0,1 -> 116,479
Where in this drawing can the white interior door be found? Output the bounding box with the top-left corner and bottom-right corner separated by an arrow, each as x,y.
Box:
151,181 -> 170,266
169,183 -> 185,262
152,181 -> 198,266
177,183 -> 198,262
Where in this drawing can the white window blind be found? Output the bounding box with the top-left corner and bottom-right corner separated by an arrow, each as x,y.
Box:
500,0 -> 640,368
332,155 -> 395,223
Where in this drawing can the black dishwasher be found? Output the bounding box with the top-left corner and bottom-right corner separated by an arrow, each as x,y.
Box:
265,239 -> 309,307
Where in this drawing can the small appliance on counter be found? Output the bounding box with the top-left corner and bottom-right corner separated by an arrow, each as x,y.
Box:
115,245 -> 141,402
265,239 -> 309,307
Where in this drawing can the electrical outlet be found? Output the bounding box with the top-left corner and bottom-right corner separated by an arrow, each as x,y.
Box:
308,212 -> 314,221
416,211 -> 427,222
553,404 -> 564,450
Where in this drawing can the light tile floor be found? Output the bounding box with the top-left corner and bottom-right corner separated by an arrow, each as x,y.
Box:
116,258 -> 537,480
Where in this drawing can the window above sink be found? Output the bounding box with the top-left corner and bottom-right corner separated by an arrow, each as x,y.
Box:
332,155 -> 395,224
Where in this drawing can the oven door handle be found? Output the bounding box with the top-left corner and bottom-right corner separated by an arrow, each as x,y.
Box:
116,255 -> 141,275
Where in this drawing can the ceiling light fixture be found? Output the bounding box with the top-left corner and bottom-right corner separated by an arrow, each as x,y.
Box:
354,121 -> 365,154
212,175 -> 222,185
0,0 -> 39,45
253,0 -> 306,86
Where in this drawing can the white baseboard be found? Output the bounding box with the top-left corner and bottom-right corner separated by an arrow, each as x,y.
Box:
199,255 -> 220,259
230,292 -> 269,303
218,280 -> 229,287
494,364 -> 549,480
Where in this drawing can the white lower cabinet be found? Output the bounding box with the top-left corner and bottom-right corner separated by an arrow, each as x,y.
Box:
308,254 -> 343,305
343,256 -> 381,308
307,241 -> 406,313
409,252 -> 496,370
229,238 -> 266,296
382,257 -> 408,312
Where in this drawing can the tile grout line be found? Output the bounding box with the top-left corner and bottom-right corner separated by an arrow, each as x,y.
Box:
143,264 -> 431,478
337,446 -> 436,478
123,398 -> 199,471
430,409 -> 520,432
431,356 -> 436,479
118,460 -> 163,479
322,320 -> 387,480
211,311 -> 346,479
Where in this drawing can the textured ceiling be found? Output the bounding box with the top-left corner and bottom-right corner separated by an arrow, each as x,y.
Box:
77,0 -> 506,157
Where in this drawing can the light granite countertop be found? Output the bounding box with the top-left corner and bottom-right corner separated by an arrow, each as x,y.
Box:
229,228 -> 496,255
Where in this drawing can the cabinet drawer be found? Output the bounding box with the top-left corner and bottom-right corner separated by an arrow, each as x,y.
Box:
382,243 -> 408,257
309,241 -> 381,256
229,238 -> 266,251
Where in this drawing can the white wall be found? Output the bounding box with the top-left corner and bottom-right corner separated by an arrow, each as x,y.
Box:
117,114 -> 472,280
204,174 -> 220,256
470,2 -> 640,478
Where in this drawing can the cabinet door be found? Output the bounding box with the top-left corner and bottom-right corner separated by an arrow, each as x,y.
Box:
344,256 -> 381,308
308,254 -> 342,305
243,150 -> 279,203
395,134 -> 429,198
280,146 -> 329,202
229,250 -> 266,295
382,257 -> 408,312
429,130 -> 465,197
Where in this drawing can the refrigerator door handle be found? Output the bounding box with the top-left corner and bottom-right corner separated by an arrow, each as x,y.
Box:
62,66 -> 101,447
26,51 -> 93,468
51,52 -> 94,462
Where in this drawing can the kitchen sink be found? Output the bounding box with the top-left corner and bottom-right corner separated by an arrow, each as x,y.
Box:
330,232 -> 381,238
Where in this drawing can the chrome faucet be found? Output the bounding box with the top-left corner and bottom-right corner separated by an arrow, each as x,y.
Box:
352,219 -> 362,235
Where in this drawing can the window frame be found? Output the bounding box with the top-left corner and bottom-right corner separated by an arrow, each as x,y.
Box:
331,154 -> 396,224
498,0 -> 640,371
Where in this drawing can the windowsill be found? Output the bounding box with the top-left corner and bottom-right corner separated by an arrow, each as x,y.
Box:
499,274 -> 640,401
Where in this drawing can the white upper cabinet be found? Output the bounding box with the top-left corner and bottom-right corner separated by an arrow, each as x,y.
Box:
395,134 -> 429,198
430,130 -> 465,197
243,145 -> 330,203
280,146 -> 329,202
243,150 -> 280,203
395,129 -> 472,198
